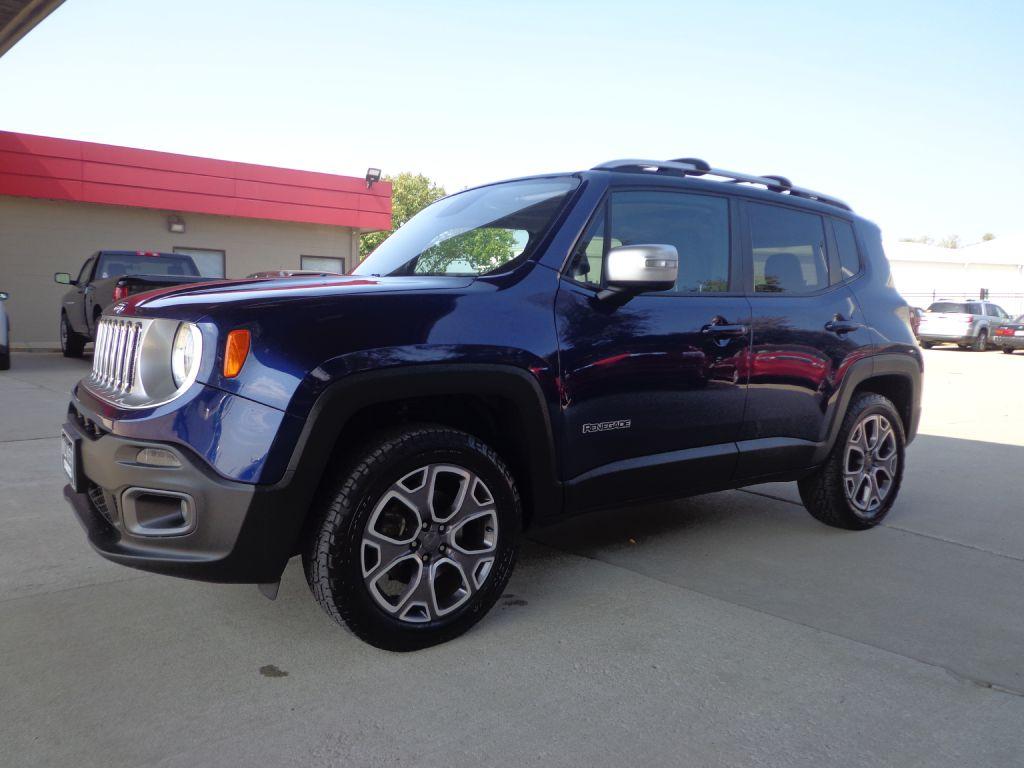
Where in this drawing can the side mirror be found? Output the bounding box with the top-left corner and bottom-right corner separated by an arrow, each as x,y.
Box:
54,272 -> 73,285
605,244 -> 678,293
0,291 -> 7,301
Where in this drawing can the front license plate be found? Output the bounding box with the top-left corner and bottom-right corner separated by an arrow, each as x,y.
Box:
61,428 -> 78,488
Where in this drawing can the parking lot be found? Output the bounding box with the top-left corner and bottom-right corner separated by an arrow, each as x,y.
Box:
1,347 -> 1022,767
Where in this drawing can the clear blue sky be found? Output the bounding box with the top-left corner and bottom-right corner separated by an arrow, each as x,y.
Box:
1,0 -> 1021,242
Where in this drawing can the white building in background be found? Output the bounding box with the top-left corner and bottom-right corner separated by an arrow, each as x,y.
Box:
885,234 -> 1024,315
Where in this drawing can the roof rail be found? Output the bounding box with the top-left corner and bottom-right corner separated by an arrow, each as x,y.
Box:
591,158 -> 851,211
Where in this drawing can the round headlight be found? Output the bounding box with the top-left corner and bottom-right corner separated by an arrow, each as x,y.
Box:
170,322 -> 202,389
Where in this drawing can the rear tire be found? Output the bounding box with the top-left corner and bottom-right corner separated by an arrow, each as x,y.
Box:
920,341 -> 933,349
0,350 -> 9,371
60,313 -> 85,358
798,393 -> 906,530
972,330 -> 988,352
1002,347 -> 1015,355
303,424 -> 521,651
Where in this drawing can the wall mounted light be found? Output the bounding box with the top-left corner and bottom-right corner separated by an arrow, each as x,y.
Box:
365,168 -> 382,189
167,214 -> 186,234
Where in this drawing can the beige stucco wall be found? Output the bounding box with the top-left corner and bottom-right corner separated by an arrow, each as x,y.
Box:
0,195 -> 360,346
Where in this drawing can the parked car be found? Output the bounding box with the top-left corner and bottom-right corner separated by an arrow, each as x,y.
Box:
917,300 -> 1013,351
910,306 -> 924,339
61,157 -> 922,650
993,314 -> 1024,354
55,251 -> 212,358
247,269 -> 344,278
0,290 -> 9,370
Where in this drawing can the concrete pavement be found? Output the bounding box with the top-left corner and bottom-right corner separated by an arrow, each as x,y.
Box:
1,349 -> 1022,767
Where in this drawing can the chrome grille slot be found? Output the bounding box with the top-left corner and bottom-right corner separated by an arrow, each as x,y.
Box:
90,318 -> 145,394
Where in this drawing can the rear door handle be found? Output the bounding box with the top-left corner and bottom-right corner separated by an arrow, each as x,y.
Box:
701,323 -> 748,337
825,319 -> 863,334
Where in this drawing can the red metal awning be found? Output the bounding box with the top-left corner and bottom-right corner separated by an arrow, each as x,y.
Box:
0,130 -> 392,230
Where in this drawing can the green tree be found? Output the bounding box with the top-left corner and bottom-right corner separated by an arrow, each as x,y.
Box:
982,232 -> 996,241
937,234 -> 961,249
899,235 -> 934,245
359,173 -> 446,259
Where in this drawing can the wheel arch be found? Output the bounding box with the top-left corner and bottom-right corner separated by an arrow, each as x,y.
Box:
814,352 -> 922,463
279,364 -> 562,554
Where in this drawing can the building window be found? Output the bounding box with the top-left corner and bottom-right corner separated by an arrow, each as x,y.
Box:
173,247 -> 226,278
301,255 -> 345,274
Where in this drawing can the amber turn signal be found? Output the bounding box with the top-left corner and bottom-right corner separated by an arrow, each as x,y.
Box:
223,329 -> 251,378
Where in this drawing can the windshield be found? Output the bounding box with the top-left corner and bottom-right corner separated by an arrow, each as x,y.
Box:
97,253 -> 200,279
354,177 -> 580,277
927,302 -> 968,313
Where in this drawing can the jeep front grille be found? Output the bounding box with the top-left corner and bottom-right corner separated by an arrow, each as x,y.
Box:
90,318 -> 144,394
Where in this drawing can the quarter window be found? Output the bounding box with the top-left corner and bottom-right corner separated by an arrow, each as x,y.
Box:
568,191 -> 730,293
748,203 -> 829,294
832,219 -> 861,281
569,209 -> 615,286
76,258 -> 94,284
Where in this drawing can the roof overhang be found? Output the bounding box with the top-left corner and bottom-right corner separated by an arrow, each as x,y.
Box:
0,130 -> 392,230
0,0 -> 64,57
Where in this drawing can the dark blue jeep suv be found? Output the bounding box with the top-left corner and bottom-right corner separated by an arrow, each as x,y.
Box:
62,158 -> 922,650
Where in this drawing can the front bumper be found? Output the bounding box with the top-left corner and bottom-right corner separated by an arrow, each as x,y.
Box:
63,404 -> 302,583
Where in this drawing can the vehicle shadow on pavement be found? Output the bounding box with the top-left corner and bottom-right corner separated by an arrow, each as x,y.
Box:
528,433 -> 1024,694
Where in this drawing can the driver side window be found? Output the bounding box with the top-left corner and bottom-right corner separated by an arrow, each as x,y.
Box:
76,258 -> 94,285
568,209 -> 620,286
568,191 -> 730,293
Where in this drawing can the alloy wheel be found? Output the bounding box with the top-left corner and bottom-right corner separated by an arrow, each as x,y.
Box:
361,464 -> 499,624
843,413 -> 898,517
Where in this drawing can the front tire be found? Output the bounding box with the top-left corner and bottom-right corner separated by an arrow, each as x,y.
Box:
798,393 -> 906,530
920,341 -> 934,349
1002,347 -> 1015,355
303,425 -> 521,651
60,313 -> 85,358
0,350 -> 9,371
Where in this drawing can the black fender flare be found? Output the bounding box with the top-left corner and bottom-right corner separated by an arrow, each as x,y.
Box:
276,363 -> 563,544
813,351 -> 922,464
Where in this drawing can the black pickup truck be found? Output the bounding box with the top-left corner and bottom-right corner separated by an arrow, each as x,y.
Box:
55,251 -> 211,357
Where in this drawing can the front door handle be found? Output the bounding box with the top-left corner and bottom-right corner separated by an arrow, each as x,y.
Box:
825,318 -> 863,334
701,323 -> 748,337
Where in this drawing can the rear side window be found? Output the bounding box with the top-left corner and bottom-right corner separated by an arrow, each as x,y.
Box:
568,190 -> 731,293
96,253 -> 201,279
748,203 -> 828,294
928,302 -> 967,313
832,219 -> 861,280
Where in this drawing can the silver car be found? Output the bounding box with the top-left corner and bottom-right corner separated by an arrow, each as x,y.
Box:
0,290 -> 9,370
917,300 -> 1013,351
